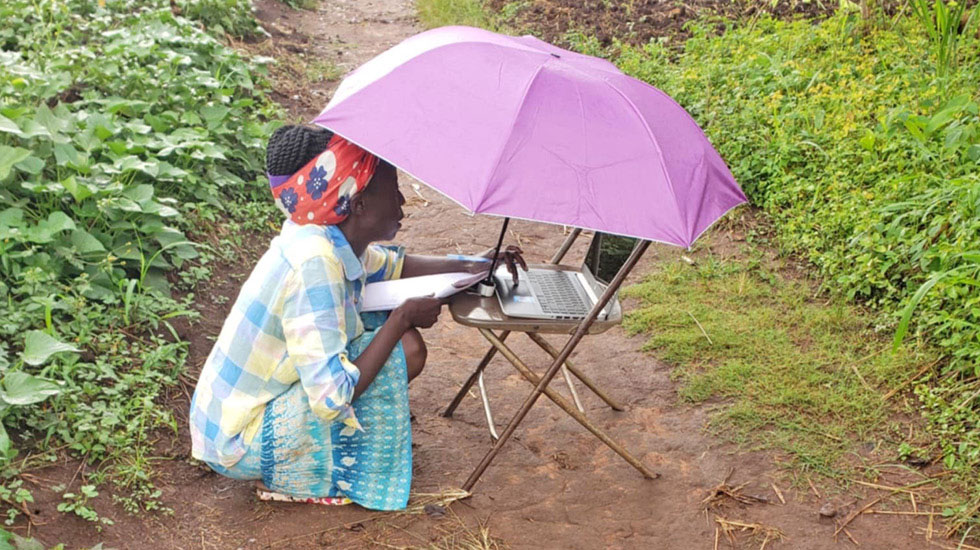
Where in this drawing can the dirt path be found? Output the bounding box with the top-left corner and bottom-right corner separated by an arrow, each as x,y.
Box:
30,1 -> 942,548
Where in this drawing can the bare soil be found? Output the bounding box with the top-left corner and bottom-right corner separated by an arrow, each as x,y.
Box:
488,0 -> 836,47
18,1 -> 958,549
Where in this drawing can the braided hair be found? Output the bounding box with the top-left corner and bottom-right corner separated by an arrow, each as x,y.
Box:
265,125 -> 334,177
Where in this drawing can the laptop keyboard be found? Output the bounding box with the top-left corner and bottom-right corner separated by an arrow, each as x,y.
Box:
527,270 -> 589,316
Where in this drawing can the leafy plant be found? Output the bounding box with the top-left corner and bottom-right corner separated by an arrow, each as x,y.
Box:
56,485 -> 113,530
908,0 -> 979,75
0,332 -> 70,463
0,0 -> 280,528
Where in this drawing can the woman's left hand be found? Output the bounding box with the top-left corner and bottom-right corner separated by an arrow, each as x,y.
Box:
479,245 -> 528,285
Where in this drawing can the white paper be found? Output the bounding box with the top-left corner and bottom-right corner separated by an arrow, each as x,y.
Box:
360,271 -> 489,312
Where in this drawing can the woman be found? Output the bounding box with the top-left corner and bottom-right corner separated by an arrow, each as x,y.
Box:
189,125 -> 525,510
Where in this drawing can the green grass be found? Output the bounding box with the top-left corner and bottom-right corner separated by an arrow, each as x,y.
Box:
416,0 -> 503,30
305,59 -> 344,83
623,250 -> 938,479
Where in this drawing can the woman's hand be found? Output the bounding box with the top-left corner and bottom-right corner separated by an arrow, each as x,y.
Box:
393,295 -> 443,329
480,245 -> 528,285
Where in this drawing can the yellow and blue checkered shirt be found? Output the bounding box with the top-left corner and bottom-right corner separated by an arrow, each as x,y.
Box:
190,221 -> 404,467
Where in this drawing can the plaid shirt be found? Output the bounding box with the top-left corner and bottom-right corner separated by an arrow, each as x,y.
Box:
190,221 -> 405,467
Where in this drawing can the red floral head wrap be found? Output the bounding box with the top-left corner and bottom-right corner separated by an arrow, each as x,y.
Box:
269,135 -> 380,226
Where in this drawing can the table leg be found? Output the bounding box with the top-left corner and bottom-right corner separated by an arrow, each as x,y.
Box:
475,329 -> 658,481
526,332 -> 625,412
477,371 -> 499,441
442,330 -> 511,418
559,362 -> 586,413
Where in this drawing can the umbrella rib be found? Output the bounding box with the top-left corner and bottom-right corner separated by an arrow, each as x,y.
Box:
476,63 -> 548,212
599,77 -> 686,245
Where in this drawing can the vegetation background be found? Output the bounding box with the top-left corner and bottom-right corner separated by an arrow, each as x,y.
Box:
0,0 -> 978,545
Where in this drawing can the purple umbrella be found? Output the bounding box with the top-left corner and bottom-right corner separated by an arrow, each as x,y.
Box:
314,26 -> 746,248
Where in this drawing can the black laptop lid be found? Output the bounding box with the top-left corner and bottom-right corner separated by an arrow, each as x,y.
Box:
585,233 -> 638,285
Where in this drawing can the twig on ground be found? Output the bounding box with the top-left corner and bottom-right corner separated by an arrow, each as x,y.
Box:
715,517 -> 785,549
842,526 -> 860,546
850,364 -> 873,391
835,497 -> 882,537
951,386 -> 980,415
686,310 -> 713,345
702,470 -> 768,509
771,482 -> 785,505
866,510 -> 937,516
807,477 -> 822,499
927,506 -> 935,540
883,358 -> 941,401
401,488 -> 471,515
410,183 -> 429,206
849,478 -> 937,495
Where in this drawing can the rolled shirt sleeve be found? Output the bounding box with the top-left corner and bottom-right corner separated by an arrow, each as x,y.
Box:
280,255 -> 362,429
363,244 -> 406,283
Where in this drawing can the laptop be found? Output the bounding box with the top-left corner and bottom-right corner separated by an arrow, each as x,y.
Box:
494,233 -> 637,321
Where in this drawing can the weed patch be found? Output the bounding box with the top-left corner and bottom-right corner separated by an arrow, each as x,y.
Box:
624,252 -> 937,478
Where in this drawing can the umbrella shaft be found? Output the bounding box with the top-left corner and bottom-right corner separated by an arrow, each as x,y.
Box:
484,217 -> 511,285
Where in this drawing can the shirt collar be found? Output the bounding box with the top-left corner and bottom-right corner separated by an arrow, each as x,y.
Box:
325,225 -> 365,281
280,221 -> 365,281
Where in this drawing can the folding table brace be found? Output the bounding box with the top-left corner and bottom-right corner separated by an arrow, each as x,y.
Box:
444,230 -> 659,491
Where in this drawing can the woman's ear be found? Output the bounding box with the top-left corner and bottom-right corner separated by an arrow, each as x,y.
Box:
350,193 -> 367,215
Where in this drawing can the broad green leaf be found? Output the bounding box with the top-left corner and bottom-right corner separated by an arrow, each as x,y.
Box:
200,105 -> 231,128
10,532 -> 48,550
14,155 -> 45,175
21,330 -> 80,366
32,104 -> 67,139
122,184 -> 154,203
41,211 -> 76,234
0,146 -> 31,179
0,423 -> 11,464
142,268 -> 172,294
62,177 -> 93,202
0,114 -> 22,136
0,371 -> 62,406
53,142 -> 80,166
925,108 -> 958,135
0,208 -> 24,228
968,144 -> 980,162
71,229 -> 107,255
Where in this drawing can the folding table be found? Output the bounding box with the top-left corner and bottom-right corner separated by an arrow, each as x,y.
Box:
442,229 -> 659,491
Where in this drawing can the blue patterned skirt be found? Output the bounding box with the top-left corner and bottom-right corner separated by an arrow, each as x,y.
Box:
209,312 -> 412,511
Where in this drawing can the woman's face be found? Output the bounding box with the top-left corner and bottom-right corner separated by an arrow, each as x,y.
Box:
361,163 -> 405,242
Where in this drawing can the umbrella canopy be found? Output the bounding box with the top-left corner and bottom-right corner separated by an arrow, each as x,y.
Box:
314,26 -> 746,248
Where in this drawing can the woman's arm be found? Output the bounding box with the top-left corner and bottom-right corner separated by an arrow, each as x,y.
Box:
349,297 -> 441,399
401,245 -> 528,283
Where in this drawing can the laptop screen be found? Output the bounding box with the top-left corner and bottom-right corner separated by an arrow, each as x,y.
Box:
584,233 -> 638,284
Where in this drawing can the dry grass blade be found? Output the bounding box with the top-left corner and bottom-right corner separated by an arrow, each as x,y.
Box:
807,476 -> 822,499
703,479 -> 769,509
715,516 -> 785,549
835,497 -> 882,537
418,509 -> 507,550
402,489 -> 472,515
770,483 -> 786,505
